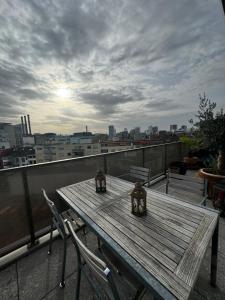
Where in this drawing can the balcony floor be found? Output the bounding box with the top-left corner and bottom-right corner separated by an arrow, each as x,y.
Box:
1,176 -> 225,300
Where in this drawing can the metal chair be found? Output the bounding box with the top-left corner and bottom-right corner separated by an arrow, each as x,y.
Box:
119,165 -> 151,188
42,189 -> 86,288
166,170 -> 207,205
65,219 -> 146,300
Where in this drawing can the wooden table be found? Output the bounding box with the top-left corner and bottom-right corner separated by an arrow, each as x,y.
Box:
57,175 -> 219,300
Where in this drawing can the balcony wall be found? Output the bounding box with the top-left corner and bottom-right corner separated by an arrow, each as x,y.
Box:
0,142 -> 187,257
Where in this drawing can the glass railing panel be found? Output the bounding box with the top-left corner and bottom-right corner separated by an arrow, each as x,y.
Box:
181,143 -> 189,158
0,169 -> 29,253
106,149 -> 143,177
26,156 -> 104,233
166,142 -> 182,168
143,145 -> 165,177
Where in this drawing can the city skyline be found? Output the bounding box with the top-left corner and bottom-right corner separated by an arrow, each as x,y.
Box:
1,0 -> 225,134
1,116 -> 188,136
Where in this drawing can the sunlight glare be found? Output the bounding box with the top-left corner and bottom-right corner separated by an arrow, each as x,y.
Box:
56,88 -> 72,98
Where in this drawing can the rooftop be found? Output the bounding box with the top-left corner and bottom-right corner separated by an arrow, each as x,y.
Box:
0,142 -> 224,299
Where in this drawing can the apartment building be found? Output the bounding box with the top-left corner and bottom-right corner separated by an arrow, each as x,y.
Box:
35,141 -> 134,163
0,122 -> 24,150
35,143 -> 100,163
0,147 -> 36,168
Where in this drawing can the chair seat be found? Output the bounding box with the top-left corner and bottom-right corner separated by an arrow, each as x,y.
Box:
167,183 -> 204,203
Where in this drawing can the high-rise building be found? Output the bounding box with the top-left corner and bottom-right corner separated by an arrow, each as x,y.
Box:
152,126 -> 158,135
129,128 -> 135,139
146,126 -> 153,136
13,124 -> 23,146
170,124 -> 177,132
134,127 -> 140,134
108,125 -> 116,139
0,123 -> 11,149
180,125 -> 187,132
0,123 -> 20,149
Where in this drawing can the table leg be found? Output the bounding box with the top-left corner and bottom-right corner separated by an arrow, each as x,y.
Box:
210,220 -> 219,287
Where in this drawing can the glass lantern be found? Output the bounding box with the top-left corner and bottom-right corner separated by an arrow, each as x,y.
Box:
131,182 -> 147,216
95,170 -> 106,193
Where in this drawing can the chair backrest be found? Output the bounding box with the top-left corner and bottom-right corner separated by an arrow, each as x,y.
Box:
42,189 -> 66,237
129,165 -> 151,187
65,220 -> 120,299
166,170 -> 206,197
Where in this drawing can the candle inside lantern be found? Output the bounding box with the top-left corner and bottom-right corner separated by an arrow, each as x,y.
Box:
95,170 -> 107,193
131,182 -> 147,216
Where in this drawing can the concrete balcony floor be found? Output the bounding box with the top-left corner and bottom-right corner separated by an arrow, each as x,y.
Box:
1,176 -> 225,300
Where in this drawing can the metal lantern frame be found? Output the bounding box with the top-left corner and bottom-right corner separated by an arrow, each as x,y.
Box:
95,170 -> 106,193
131,182 -> 147,216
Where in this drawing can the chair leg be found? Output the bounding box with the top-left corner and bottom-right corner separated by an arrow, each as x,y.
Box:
48,221 -> 54,255
75,266 -> 82,300
59,237 -> 67,288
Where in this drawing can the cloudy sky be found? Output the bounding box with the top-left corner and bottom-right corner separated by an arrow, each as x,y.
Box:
0,0 -> 225,134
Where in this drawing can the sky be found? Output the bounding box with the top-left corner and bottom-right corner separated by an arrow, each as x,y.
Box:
0,0 -> 225,134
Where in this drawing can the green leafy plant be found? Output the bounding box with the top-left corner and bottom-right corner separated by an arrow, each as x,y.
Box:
192,93 -> 225,175
179,135 -> 202,152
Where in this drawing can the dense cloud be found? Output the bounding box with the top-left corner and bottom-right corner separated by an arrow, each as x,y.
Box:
80,89 -> 140,115
0,0 -> 225,132
145,99 -> 180,112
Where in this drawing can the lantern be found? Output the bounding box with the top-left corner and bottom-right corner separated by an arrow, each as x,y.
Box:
95,170 -> 106,193
131,182 -> 147,216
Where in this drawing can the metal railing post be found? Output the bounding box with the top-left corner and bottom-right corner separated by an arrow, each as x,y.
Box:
22,169 -> 38,248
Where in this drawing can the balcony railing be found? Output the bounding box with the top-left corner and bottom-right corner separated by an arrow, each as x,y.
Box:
0,142 -> 188,258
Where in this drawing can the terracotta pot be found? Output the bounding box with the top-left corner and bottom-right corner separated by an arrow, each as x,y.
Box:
198,168 -> 225,199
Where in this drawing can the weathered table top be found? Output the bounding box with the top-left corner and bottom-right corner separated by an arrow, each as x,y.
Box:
57,175 -> 219,300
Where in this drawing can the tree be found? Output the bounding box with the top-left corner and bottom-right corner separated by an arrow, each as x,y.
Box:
195,94 -> 225,174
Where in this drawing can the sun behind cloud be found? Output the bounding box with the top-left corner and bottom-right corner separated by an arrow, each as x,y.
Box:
56,88 -> 72,98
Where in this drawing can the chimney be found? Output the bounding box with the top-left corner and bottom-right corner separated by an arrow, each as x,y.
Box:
21,116 -> 24,135
27,114 -> 32,135
86,125 -> 88,133
24,116 -> 28,136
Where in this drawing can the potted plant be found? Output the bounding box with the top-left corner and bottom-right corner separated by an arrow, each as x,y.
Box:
169,161 -> 187,175
179,135 -> 202,169
191,94 -> 225,198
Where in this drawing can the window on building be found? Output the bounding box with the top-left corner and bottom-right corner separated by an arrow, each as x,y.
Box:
22,157 -> 25,162
67,153 -> 71,156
